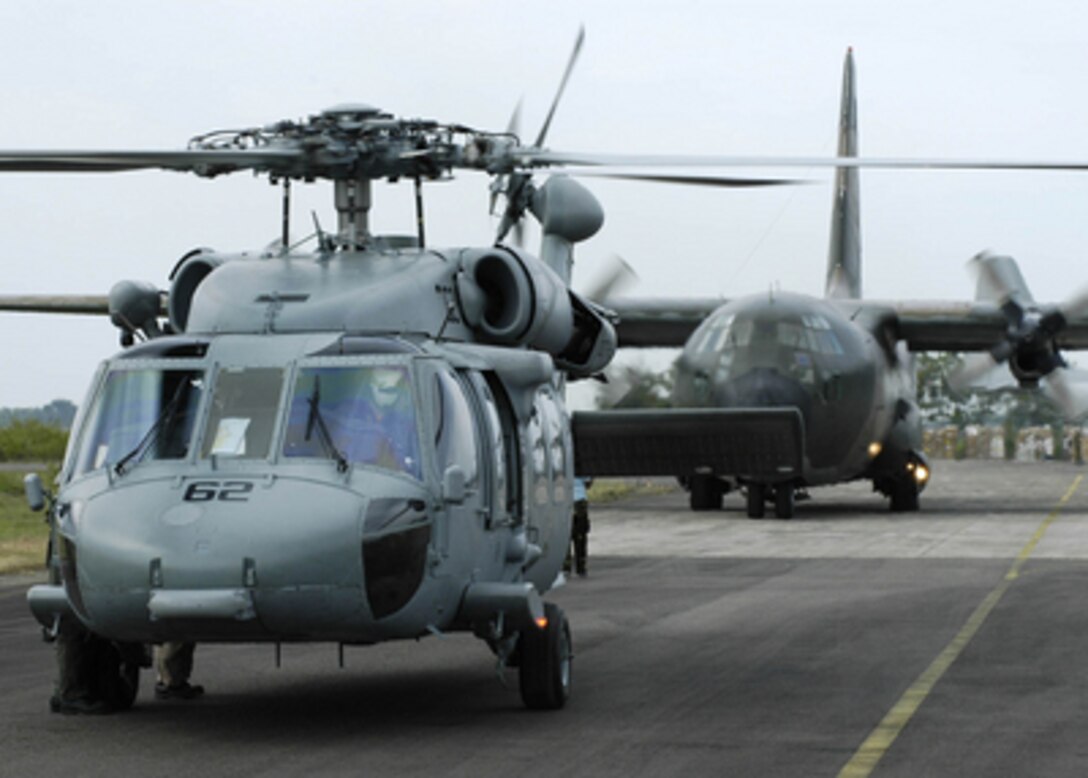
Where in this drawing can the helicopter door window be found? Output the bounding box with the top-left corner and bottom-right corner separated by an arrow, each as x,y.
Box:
464,372 -> 507,520
541,389 -> 569,504
72,368 -> 205,478
201,367 -> 284,460
283,365 -> 421,479
433,370 -> 479,488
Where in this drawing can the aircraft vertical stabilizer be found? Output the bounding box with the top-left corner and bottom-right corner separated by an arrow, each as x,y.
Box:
825,48 -> 861,299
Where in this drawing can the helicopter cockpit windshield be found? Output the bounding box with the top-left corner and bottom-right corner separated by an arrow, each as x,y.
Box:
69,356 -> 424,482
283,364 -> 421,479
73,368 -> 205,478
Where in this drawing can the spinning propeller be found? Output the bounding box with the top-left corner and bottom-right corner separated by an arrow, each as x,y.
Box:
947,251 -> 1088,419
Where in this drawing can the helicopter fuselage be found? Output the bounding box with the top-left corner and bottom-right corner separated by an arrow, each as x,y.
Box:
34,330 -> 572,645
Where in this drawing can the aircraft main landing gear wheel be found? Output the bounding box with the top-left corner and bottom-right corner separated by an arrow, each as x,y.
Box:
889,479 -> 920,512
774,486 -> 795,519
519,602 -> 572,710
689,474 -> 722,511
746,484 -> 766,519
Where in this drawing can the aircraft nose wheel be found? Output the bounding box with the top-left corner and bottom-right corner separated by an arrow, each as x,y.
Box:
518,602 -> 572,710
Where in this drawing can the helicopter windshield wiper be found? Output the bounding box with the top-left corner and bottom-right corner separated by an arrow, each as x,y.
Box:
305,376 -> 349,473
114,378 -> 189,477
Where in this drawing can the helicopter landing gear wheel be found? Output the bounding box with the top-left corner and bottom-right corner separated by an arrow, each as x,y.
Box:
774,485 -> 795,519
746,483 -> 766,519
689,474 -> 722,511
89,639 -> 141,712
519,603 -> 572,710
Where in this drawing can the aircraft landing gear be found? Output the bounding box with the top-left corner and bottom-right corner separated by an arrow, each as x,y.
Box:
889,478 -> 920,512
689,474 -> 723,511
518,603 -> 572,710
746,483 -> 766,519
747,483 -> 796,519
774,485 -> 795,520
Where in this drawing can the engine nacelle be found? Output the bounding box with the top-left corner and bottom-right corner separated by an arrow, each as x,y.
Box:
168,251 -> 223,333
456,248 -> 616,376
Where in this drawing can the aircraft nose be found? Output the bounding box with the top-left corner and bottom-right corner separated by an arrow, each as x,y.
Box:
718,367 -> 812,410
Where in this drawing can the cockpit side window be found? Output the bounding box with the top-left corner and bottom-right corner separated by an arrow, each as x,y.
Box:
282,364 -> 421,479
201,367 -> 284,460
72,368 -> 205,478
433,370 -> 479,488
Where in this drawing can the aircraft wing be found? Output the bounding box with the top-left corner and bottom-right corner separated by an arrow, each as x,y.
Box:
600,297 -> 724,347
0,295 -> 109,314
571,407 -> 804,480
852,300 -> 1088,351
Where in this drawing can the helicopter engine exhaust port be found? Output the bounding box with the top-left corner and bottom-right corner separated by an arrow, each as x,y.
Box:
455,248 -> 616,376
168,252 -> 224,333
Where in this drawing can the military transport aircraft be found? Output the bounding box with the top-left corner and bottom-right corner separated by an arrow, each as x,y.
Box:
3,37 -> 1088,712
573,49 -> 1088,519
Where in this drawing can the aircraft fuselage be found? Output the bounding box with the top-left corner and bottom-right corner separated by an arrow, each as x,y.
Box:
672,291 -> 924,493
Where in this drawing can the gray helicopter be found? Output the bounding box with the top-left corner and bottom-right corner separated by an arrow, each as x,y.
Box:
0,30 -> 646,710
574,49 -> 1088,518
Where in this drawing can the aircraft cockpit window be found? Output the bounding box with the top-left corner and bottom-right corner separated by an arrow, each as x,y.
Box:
433,370 -> 479,487
201,367 -> 284,460
283,365 -> 421,479
73,368 -> 205,478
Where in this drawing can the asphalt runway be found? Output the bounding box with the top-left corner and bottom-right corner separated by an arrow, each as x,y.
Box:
3,460 -> 1088,777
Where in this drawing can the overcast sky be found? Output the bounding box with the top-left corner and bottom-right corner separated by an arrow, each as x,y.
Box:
2,0 -> 1088,408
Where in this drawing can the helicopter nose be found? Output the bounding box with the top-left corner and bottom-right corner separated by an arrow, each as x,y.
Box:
67,477 -> 430,641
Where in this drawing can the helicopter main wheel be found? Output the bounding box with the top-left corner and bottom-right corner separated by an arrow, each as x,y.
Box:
88,639 -> 141,712
774,485 -> 795,520
689,474 -> 722,511
518,603 -> 572,710
889,478 -> 920,513
746,483 -> 766,519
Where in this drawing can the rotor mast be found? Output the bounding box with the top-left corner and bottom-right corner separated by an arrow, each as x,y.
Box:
335,175 -> 372,248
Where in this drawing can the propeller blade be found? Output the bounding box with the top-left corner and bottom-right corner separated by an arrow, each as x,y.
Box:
583,254 -> 639,301
946,352 -> 1002,394
1059,285 -> 1088,321
506,98 -> 523,138
968,251 -> 1035,306
534,26 -> 585,148
1043,369 -> 1088,421
573,171 -> 803,188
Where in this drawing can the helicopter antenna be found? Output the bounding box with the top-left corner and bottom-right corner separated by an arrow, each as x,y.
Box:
413,175 -> 426,248
311,211 -> 333,255
281,178 -> 291,253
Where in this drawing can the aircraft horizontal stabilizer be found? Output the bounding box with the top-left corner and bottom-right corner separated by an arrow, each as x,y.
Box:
572,407 -> 804,480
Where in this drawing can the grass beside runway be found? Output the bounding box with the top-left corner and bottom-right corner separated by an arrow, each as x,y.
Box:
0,469 -> 52,574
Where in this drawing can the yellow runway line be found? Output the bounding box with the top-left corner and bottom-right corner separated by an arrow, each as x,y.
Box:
837,475 -> 1084,778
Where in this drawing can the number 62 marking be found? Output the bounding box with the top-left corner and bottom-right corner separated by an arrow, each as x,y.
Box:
182,481 -> 255,503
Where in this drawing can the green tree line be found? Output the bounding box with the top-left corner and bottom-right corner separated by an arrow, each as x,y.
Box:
0,420 -> 68,462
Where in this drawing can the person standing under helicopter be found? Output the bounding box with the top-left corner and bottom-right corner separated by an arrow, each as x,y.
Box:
566,476 -> 591,577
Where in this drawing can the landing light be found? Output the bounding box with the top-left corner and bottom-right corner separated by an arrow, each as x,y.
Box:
868,442 -> 882,458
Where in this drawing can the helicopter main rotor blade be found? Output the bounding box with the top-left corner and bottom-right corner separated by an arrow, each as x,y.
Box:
0,148 -> 301,175
522,150 -> 1088,172
574,171 -> 802,188
0,294 -> 109,314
